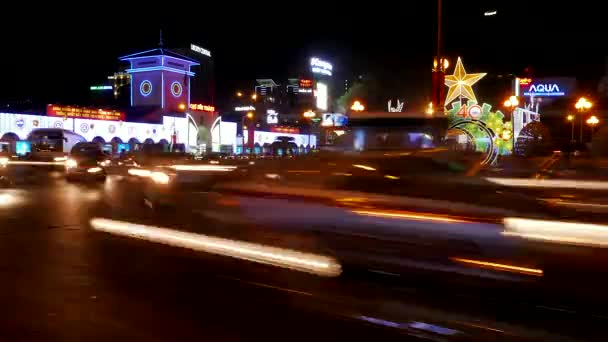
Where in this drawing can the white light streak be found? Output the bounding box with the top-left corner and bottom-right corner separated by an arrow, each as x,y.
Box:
87,167 -> 102,173
8,160 -> 65,166
128,168 -> 151,177
151,171 -> 170,184
90,218 -> 341,277
484,10 -> 497,16
170,165 -> 237,172
504,217 -> 608,247
485,177 -> 608,190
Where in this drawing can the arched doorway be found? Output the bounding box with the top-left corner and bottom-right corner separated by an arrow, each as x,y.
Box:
144,138 -> 154,144
1,132 -> 19,142
158,139 -> 169,145
92,136 -> 105,144
110,137 -> 123,144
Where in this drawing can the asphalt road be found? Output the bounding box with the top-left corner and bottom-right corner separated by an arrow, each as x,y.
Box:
0,168 -> 435,341
0,166 -> 606,341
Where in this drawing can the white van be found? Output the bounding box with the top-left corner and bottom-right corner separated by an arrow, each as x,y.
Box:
27,128 -> 86,160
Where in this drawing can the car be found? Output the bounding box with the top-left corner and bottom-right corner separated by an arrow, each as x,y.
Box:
65,142 -> 109,182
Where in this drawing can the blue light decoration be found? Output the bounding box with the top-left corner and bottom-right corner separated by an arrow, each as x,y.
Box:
127,66 -> 195,76
523,83 -> 565,97
140,80 -> 153,97
15,141 -> 31,156
161,68 -> 165,109
171,81 -> 183,97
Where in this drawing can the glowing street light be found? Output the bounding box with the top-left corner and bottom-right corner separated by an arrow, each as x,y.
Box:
246,112 -> 254,119
503,95 -> 519,108
236,91 -> 243,97
567,114 -> 575,142
303,110 -> 316,118
251,94 -> 257,100
178,103 -> 186,111
351,100 -> 365,112
575,97 -> 593,142
426,102 -> 434,115
587,115 -> 600,141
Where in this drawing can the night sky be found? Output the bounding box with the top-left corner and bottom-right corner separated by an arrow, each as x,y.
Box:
1,1 -> 605,110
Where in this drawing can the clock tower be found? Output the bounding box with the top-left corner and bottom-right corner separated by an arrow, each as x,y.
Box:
120,48 -> 199,113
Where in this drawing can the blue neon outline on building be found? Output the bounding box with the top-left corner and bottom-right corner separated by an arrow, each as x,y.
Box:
140,80 -> 153,97
126,66 -> 195,76
171,81 -> 183,97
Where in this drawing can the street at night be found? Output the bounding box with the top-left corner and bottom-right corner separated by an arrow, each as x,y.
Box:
1,2 -> 608,341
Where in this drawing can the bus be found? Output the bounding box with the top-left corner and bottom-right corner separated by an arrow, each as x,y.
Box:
26,128 -> 86,160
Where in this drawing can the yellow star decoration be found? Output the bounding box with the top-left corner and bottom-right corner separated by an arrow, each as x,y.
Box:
444,57 -> 486,106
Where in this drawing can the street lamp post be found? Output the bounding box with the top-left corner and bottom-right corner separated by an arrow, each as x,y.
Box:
586,115 -> 600,142
567,114 -> 575,143
575,97 -> 592,143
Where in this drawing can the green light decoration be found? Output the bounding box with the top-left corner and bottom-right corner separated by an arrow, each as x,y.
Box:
446,101 -> 513,157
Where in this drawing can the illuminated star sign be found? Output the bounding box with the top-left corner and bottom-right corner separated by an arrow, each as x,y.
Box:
444,57 -> 486,105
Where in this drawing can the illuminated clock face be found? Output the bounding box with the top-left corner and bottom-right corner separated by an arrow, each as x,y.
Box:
171,81 -> 183,97
140,80 -> 152,96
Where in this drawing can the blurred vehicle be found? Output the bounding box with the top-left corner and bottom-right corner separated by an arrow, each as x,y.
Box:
27,128 -> 86,161
65,142 -> 108,182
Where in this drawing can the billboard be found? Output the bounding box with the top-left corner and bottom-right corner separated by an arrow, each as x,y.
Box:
47,104 -> 125,121
519,77 -> 575,97
316,83 -> 328,111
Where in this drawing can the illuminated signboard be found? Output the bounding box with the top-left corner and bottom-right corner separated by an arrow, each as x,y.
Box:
310,57 -> 333,76
235,106 -> 255,112
299,79 -> 312,88
266,109 -> 278,124
90,85 -> 113,91
190,103 -> 215,112
518,78 -> 532,86
270,126 -> 300,134
47,105 -> 125,121
190,43 -> 211,57
316,83 -> 328,110
520,77 -> 575,97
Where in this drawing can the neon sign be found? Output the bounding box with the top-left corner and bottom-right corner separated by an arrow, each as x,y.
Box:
523,83 -> 565,97
190,44 -> 211,57
189,103 -> 215,112
299,79 -> 312,88
90,85 -> 113,91
47,104 -> 125,121
310,57 -> 332,76
518,78 -> 532,86
235,106 -> 255,112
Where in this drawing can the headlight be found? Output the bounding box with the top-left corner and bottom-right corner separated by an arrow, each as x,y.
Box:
151,171 -> 170,185
0,157 -> 8,167
65,159 -> 78,169
100,160 -> 111,167
54,156 -> 67,162
87,167 -> 103,173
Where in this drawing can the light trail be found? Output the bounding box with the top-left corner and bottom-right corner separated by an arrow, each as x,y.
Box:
170,165 -> 237,172
352,209 -> 469,223
7,160 -> 65,166
450,257 -> 543,276
485,177 -> 608,190
90,218 -> 341,277
504,217 -> 608,247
